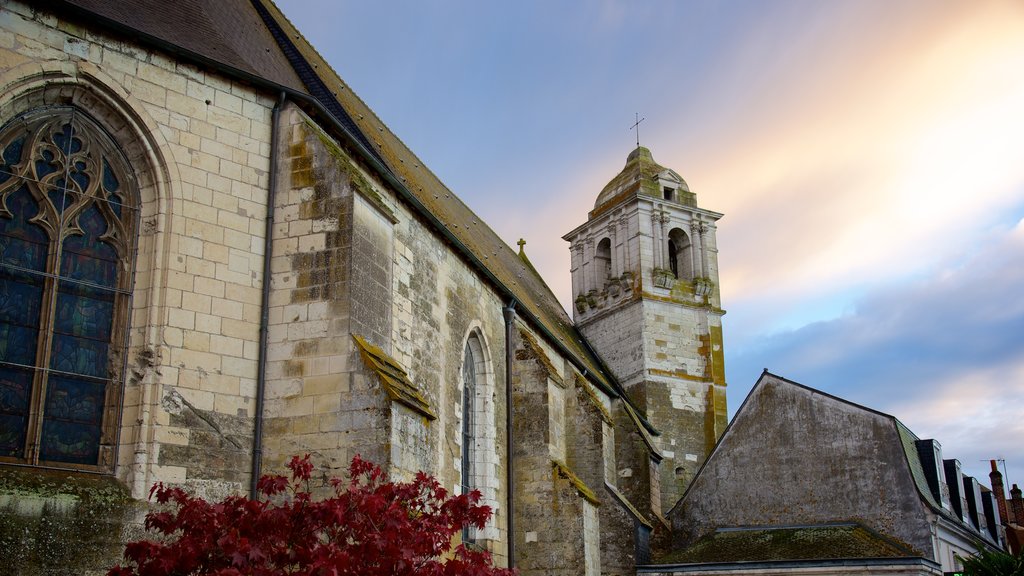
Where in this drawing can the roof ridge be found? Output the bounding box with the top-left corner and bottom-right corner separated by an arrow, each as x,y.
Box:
255,0 -> 459,205
251,0 -> 384,167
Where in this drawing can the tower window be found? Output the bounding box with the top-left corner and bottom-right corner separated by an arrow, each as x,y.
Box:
667,228 -> 693,280
0,108 -> 137,472
596,237 -> 612,289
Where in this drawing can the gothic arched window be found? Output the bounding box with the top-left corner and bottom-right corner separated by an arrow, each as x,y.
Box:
0,108 -> 137,472
460,338 -> 477,542
459,329 -> 499,544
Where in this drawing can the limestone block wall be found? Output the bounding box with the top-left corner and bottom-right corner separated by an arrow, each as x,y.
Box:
602,485 -> 652,575
639,299 -> 727,512
642,377 -> 711,514
262,104 -> 394,481
0,2 -> 275,500
568,375 -> 650,575
388,186 -> 510,551
567,376 -> 611,499
262,102 -> 515,556
639,302 -> 706,380
613,400 -> 659,521
512,324 -> 594,576
578,300 -> 645,383
583,501 -> 601,576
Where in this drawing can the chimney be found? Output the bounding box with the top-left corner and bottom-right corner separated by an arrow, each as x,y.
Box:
990,460 -> 1009,526
916,440 -> 951,510
1011,484 -> 1023,525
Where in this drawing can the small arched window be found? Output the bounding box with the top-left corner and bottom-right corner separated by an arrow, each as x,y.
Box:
460,338 -> 478,542
667,227 -> 692,280
459,330 -> 499,543
0,108 -> 137,472
461,340 -> 476,497
595,237 -> 612,289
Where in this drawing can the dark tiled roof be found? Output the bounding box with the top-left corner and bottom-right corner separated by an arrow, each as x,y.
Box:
657,523 -> 919,565
59,0 -> 307,92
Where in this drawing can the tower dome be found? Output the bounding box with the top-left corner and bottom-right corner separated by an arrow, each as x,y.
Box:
593,146 -> 691,213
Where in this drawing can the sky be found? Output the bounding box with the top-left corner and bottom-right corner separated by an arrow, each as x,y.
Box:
276,0 -> 1024,488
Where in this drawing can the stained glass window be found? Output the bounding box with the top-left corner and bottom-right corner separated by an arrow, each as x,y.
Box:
0,108 -> 136,472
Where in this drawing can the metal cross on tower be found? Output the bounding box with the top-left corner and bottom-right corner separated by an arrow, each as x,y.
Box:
630,113 -> 645,147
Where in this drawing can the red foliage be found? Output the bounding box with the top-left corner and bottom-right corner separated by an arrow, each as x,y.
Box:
109,455 -> 516,576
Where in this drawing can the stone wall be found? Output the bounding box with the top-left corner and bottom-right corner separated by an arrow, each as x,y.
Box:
0,466 -> 143,576
613,398 -> 657,519
668,374 -> 935,557
0,1 -> 275,501
262,105 -> 392,480
261,101 -> 517,558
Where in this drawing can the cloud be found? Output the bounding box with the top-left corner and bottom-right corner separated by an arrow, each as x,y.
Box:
727,214 -> 1024,484
674,0 -> 1024,315
515,0 -> 1024,324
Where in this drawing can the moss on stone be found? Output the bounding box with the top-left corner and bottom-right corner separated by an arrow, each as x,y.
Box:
516,327 -> 564,387
552,460 -> 600,506
574,373 -> 614,426
655,523 -> 919,565
302,119 -> 396,223
0,466 -> 140,576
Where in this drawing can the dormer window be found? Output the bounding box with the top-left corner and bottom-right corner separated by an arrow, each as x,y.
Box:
663,187 -> 674,202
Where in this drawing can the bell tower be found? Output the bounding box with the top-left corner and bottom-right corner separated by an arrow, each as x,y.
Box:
563,146 -> 727,514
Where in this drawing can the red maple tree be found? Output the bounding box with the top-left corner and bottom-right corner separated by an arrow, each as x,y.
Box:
109,455 -> 516,576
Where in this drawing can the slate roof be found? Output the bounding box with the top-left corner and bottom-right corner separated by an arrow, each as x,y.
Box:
59,0 -> 306,92
52,0 -> 627,400
657,523 -> 919,565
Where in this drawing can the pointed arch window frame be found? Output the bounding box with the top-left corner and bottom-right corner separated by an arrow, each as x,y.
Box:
0,106 -> 139,473
460,338 -> 477,542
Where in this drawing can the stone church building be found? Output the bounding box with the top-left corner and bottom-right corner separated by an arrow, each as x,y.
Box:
0,1 -> 729,573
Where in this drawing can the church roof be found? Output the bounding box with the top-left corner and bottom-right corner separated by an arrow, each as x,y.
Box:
52,0 -> 628,399
58,0 -> 306,93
